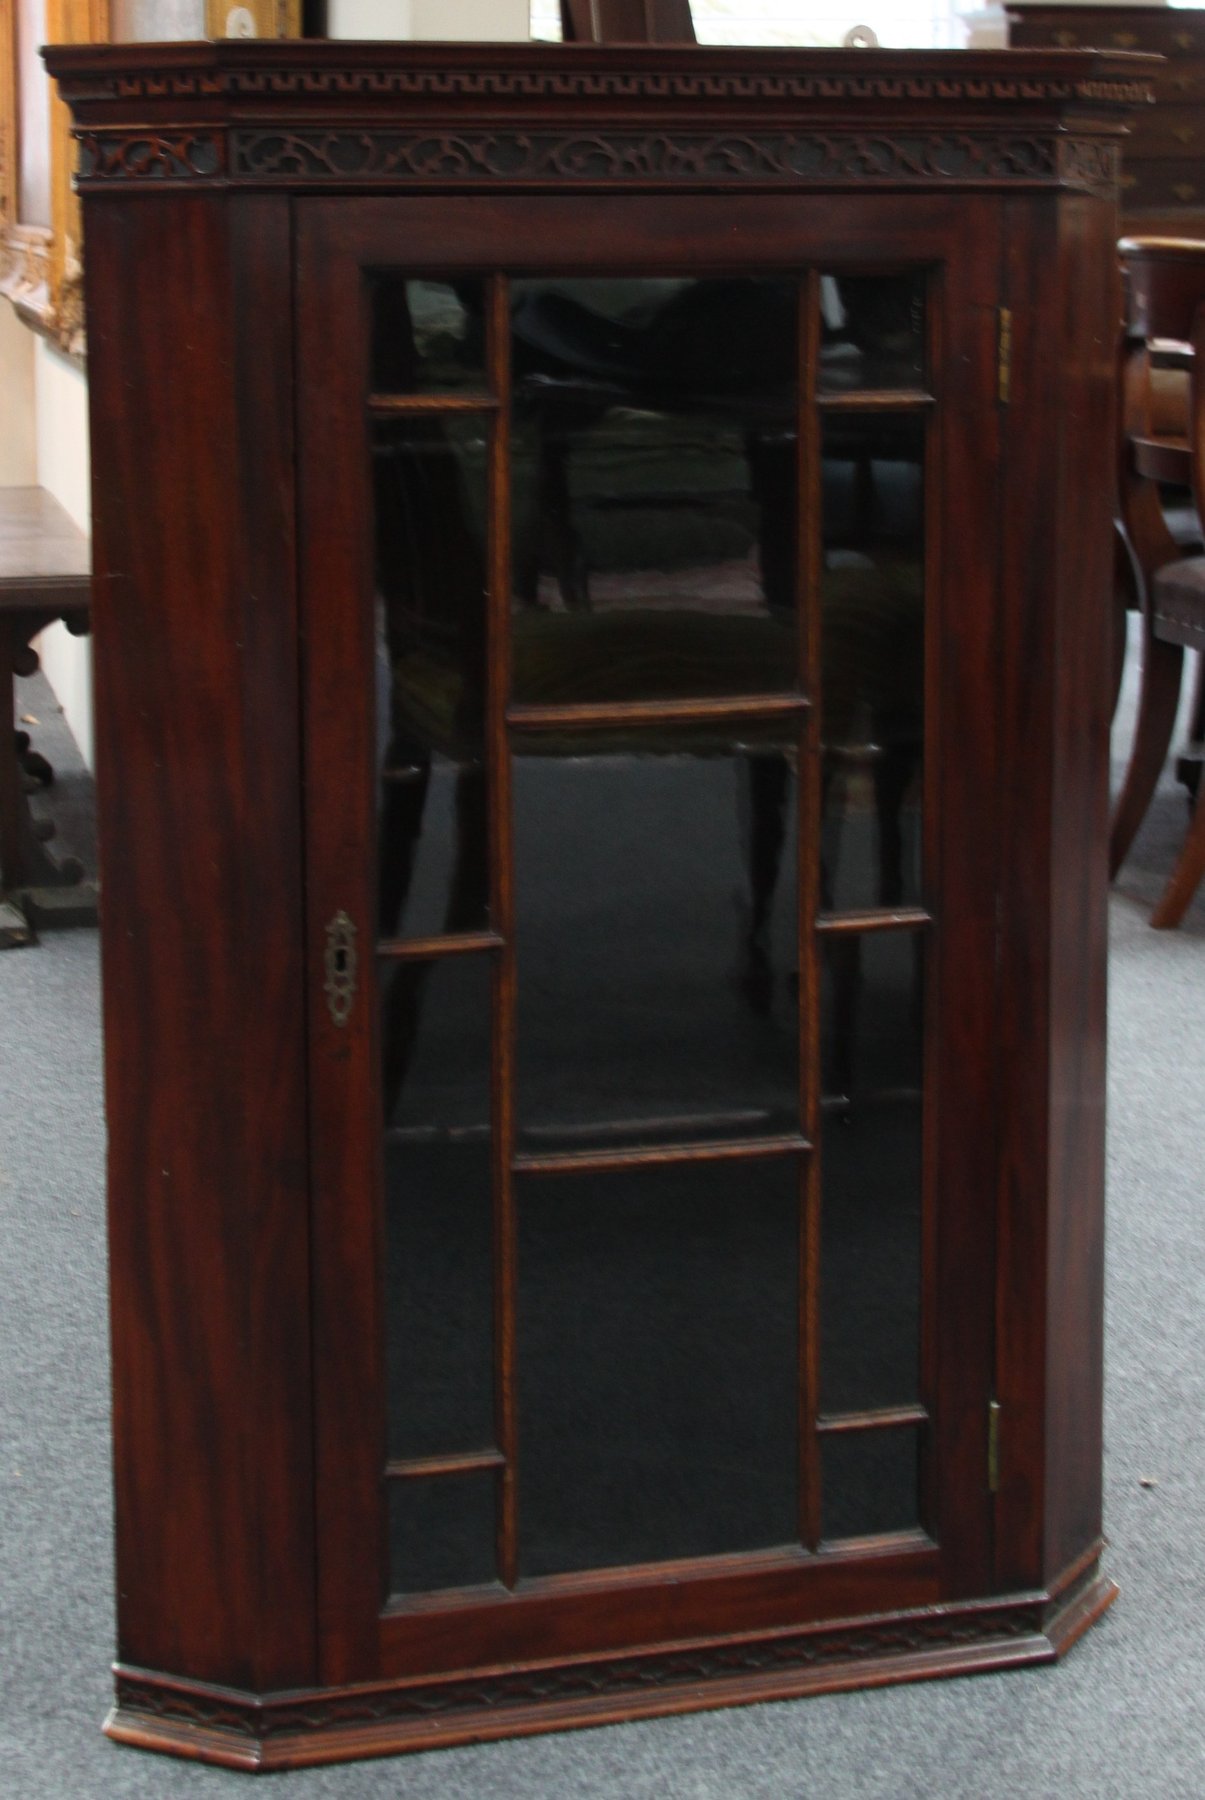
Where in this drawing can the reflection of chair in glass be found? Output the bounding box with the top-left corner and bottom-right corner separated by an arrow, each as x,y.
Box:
373,317 -> 491,1113
819,455 -> 925,1106
1109,235 -> 1203,889
510,279 -> 797,640
511,280 -> 801,1026
821,434 -> 925,893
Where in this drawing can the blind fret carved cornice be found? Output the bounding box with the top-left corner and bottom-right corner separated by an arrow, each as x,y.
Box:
71,125 -> 1120,194
45,43 -> 1150,200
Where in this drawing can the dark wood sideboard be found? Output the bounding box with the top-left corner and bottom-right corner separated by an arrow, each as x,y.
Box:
1010,5 -> 1205,230
48,40 -> 1148,1772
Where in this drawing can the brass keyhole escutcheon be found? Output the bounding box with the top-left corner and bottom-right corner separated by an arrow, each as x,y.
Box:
324,910 -> 359,1027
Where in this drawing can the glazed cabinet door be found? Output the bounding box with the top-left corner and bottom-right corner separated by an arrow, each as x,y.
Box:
296,194 -> 1004,1685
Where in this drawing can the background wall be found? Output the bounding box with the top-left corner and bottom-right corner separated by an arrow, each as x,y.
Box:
110,1 -> 206,37
0,305 -> 36,486
327,2 -> 529,37
31,340 -> 92,767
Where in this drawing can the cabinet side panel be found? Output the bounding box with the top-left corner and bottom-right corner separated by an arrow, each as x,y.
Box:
83,193 -> 315,1689
994,197 -> 1058,1591
1045,190 -> 1114,1580
996,191 -> 1113,1590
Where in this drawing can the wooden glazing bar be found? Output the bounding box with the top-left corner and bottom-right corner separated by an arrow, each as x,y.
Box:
376,930 -> 504,961
521,1108 -> 770,1144
821,1085 -> 922,1113
815,907 -> 931,937
506,693 -> 807,732
799,270 -> 825,1556
486,274 -> 520,1592
385,1449 -> 507,1481
513,1133 -> 811,1179
917,261 -> 942,1545
368,393 -> 500,416
816,1405 -> 929,1436
816,388 -> 936,413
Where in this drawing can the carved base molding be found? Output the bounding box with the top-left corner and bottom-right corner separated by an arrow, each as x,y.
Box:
105,1572 -> 1118,1773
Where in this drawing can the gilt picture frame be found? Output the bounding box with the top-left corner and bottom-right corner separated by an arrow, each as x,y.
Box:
0,0 -> 299,359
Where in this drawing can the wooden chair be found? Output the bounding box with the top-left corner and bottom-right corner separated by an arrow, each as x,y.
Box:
1115,236 -> 1205,926
560,0 -> 696,41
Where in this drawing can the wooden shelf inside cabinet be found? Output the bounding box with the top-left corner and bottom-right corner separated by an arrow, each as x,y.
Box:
46,37 -> 1140,1773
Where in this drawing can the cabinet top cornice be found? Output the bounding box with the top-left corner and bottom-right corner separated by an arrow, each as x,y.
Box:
45,41 -> 1157,198
47,40 -> 1157,111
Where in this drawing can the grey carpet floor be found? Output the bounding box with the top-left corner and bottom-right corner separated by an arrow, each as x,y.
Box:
1,660 -> 1203,1798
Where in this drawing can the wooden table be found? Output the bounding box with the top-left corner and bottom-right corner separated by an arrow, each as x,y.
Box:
0,486 -> 95,945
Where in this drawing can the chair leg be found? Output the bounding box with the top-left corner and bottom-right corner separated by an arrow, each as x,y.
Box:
1189,651 -> 1205,748
1109,625 -> 1184,878
1150,763 -> 1205,927
1111,520 -> 1138,723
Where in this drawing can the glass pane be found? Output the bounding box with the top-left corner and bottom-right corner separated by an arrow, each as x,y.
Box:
389,1473 -> 497,1596
383,955 -> 493,1459
514,738 -> 799,1153
518,1160 -> 798,1577
820,931 -> 923,1413
822,1429 -> 920,1541
510,277 -> 798,706
820,414 -> 925,913
372,278 -> 488,394
374,417 -> 489,938
818,273 -> 926,393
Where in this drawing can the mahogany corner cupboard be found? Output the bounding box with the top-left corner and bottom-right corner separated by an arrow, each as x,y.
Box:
48,38 -> 1147,1772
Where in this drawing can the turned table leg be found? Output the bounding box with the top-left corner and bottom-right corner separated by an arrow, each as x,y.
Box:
0,618 -> 26,887
0,619 -> 35,946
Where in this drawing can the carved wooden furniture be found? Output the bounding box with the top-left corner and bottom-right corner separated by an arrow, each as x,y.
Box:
1009,6 -> 1205,234
1113,236 -> 1205,925
1147,564 -> 1205,924
1112,237 -> 1198,878
0,485 -> 93,945
49,37 -> 1148,1771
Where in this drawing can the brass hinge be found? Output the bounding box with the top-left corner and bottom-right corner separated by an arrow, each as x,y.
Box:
998,308 -> 1012,406
988,1399 -> 1002,1494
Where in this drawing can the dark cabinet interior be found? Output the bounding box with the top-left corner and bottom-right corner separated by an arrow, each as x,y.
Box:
361,263 -> 929,1598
